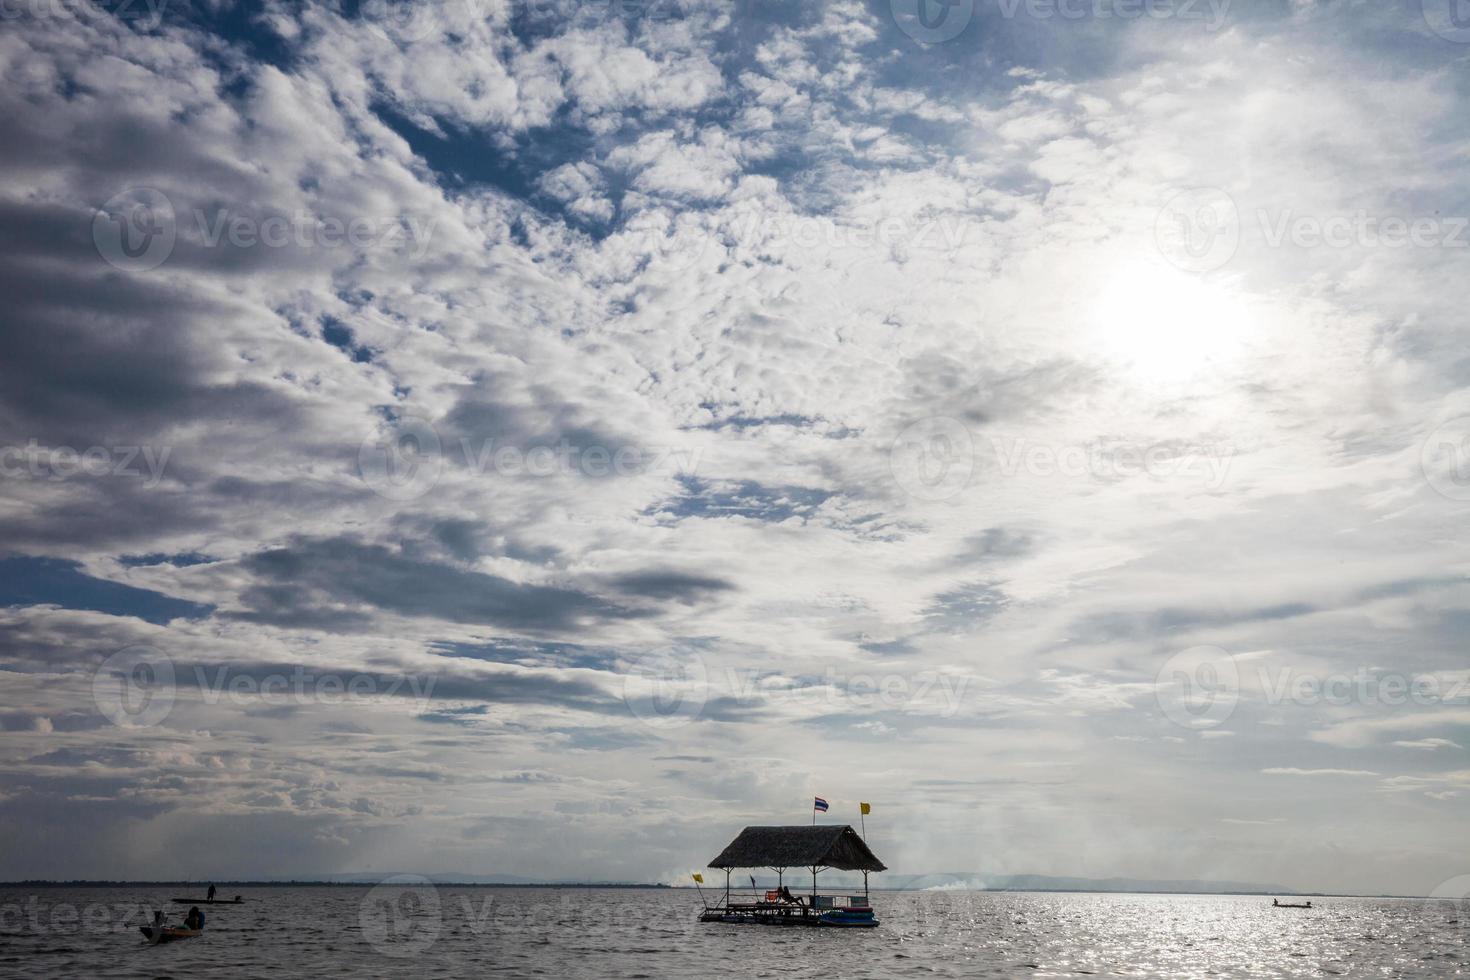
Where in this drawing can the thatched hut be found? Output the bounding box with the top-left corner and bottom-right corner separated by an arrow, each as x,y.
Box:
708,825 -> 886,875
699,825 -> 886,926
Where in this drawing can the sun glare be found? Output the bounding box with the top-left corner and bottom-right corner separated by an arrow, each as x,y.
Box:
1089,261 -> 1256,384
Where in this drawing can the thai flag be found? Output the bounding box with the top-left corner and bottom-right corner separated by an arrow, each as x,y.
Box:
813,796 -> 829,812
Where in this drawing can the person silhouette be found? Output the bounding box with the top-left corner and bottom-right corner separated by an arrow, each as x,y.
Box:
207,884 -> 216,902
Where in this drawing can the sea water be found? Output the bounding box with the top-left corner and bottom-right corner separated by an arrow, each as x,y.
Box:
0,886 -> 1464,978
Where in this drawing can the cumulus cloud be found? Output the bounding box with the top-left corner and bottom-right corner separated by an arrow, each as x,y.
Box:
0,1 -> 1466,895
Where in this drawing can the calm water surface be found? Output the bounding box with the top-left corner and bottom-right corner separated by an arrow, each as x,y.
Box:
1,886 -> 1464,978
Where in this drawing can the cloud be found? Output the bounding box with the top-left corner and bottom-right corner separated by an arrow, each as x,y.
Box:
1391,738 -> 1462,751
230,536 -> 642,631
0,0 -> 1467,896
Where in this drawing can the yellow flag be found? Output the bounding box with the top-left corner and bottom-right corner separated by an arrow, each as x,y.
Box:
860,802 -> 871,815
692,873 -> 704,884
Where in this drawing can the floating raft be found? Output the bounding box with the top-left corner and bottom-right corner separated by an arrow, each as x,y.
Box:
699,897 -> 878,928
698,825 -> 885,928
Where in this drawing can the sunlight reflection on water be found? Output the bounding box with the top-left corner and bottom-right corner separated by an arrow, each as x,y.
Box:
0,887 -> 1463,979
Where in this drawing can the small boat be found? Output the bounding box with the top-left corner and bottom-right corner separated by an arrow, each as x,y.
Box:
171,897 -> 244,904
1271,899 -> 1313,909
139,925 -> 203,944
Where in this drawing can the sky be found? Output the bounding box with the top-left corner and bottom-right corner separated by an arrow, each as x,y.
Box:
1,0 -> 1469,896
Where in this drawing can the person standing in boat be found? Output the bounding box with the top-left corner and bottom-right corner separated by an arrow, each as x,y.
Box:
207,884 -> 216,902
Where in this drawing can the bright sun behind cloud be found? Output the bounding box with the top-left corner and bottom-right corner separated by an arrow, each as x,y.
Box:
1089,260 -> 1259,386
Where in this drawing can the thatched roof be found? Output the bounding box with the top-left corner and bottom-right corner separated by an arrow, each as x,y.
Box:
707,825 -> 887,872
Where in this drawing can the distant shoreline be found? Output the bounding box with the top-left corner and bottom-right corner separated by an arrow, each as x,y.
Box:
0,881 -> 1444,899
0,881 -> 670,889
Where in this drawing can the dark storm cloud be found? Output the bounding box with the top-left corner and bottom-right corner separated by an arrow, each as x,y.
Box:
389,515 -> 563,565
443,385 -> 628,459
430,639 -> 621,671
859,637 -> 917,656
229,536 -> 642,631
0,480 -> 213,553
0,200 -> 303,448
607,569 -> 735,602
893,354 -> 1101,431
118,552 -> 217,568
163,657 -> 622,715
958,527 -> 1035,561
1074,602 -> 1318,641
923,583 -> 1010,629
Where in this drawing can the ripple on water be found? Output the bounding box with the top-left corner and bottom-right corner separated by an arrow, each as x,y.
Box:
0,888 -> 1463,979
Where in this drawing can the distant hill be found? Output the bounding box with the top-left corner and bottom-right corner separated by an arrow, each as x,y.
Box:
284,870 -> 1298,893
897,872 -> 1295,894
712,871 -> 1295,894
2,871 -> 1289,893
